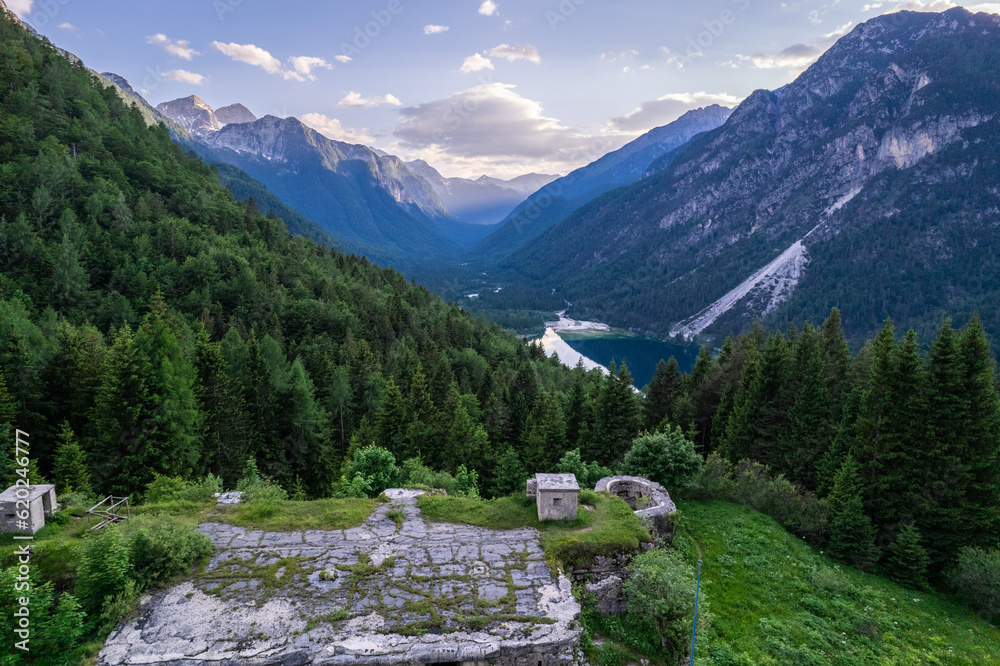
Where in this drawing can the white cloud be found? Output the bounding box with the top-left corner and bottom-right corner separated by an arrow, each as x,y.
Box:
212,41 -> 284,74
488,43 -> 541,63
884,0 -> 1000,11
163,69 -> 206,86
660,47 -> 686,71
58,22 -> 76,31
460,53 -> 494,73
338,91 -> 402,108
146,34 -> 200,61
5,1 -> 33,17
211,42 -> 331,81
608,92 -> 743,133
738,21 -> 854,73
602,48 -> 639,61
300,113 -> 375,145
287,56 -> 333,81
479,0 -> 498,16
335,55 -> 353,64
424,24 -> 450,34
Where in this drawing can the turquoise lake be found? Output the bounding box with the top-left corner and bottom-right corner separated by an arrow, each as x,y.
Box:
563,337 -> 702,389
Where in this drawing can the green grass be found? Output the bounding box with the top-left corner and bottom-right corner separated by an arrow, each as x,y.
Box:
211,497 -> 379,531
417,490 -> 650,567
673,500 -> 1000,665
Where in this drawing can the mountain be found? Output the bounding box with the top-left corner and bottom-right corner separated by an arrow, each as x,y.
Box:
156,97 -> 497,266
405,159 -> 558,226
501,8 -> 1000,344
156,95 -> 222,136
471,105 -> 732,260
215,102 -> 257,126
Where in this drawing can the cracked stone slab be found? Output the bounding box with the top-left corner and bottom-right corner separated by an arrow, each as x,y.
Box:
98,489 -> 581,666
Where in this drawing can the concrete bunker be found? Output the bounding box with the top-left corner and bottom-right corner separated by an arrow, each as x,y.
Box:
0,484 -> 57,534
526,473 -> 579,521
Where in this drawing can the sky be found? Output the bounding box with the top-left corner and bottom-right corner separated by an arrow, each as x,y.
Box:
8,0 -> 1000,179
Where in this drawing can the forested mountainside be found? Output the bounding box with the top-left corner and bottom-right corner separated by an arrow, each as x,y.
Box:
500,9 -> 1000,345
470,105 -> 732,261
0,3 -> 997,630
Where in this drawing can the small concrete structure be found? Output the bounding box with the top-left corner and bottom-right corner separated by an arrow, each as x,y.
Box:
531,473 -> 579,521
0,484 -> 57,534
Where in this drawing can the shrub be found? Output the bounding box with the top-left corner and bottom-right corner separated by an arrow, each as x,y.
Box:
57,490 -> 95,509
0,567 -> 85,663
145,474 -> 222,504
401,457 -> 457,495
622,428 -> 702,492
556,448 -> 613,489
76,515 -> 213,629
950,547 -> 1000,621
690,454 -> 828,540
236,457 -> 288,502
348,445 -> 399,497
623,547 -> 708,661
453,464 -> 480,498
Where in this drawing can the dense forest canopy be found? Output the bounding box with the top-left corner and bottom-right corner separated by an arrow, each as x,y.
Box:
0,5 -> 998,588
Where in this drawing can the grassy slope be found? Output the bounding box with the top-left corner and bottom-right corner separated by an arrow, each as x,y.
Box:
677,500 -> 1000,665
417,490 -> 650,568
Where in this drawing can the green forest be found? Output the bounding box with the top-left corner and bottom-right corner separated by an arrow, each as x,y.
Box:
0,9 -> 999,662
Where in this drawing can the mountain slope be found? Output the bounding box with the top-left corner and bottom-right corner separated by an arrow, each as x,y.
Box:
503,9 -> 1000,343
407,159 -> 558,226
471,105 -> 732,260
215,103 -> 257,126
156,95 -> 221,136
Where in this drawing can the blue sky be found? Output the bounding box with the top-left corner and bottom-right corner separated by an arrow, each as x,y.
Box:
9,0 -> 1000,178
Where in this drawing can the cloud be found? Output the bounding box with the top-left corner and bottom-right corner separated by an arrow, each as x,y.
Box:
487,43 -> 541,63
146,34 -> 200,61
58,22 -> 77,31
212,41 -> 284,74
738,21 -> 854,73
287,56 -> 333,80
608,92 -> 743,133
602,48 -> 639,61
460,53 -> 494,73
479,0 -> 498,16
335,55 -> 353,64
211,42 -> 331,81
5,1 -> 33,16
300,113 -> 375,145
338,91 -> 402,108
883,0 -> 1000,11
163,70 -> 206,86
424,24 -> 450,34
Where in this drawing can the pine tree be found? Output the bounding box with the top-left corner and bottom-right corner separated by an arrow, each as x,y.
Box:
447,399 -> 490,474
491,447 -> 527,497
564,370 -> 592,449
885,523 -> 929,590
51,212 -> 89,311
589,362 -> 640,466
53,421 -> 92,496
523,387 -> 567,471
404,370 -> 438,467
645,357 -> 679,429
826,455 -> 879,570
957,314 -> 1000,549
374,379 -> 408,459
327,365 -> 354,459
821,307 -> 852,400
777,332 -> 833,488
285,358 -> 333,497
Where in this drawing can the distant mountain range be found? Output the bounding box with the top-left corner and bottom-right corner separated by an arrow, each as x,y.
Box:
496,8 -> 1000,343
469,104 -> 733,261
405,160 -> 557,226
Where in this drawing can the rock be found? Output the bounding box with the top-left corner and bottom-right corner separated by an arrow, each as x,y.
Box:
586,575 -> 626,616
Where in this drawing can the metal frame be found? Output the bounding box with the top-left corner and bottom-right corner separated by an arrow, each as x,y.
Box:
86,495 -> 131,530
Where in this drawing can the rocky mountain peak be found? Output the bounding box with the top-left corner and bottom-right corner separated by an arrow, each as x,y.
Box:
215,103 -> 258,126
156,96 -> 221,136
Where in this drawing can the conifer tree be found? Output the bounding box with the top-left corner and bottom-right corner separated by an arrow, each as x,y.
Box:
778,332 -> 833,488
645,357 -> 679,430
285,358 -> 333,497
958,314 -> 1000,547
821,307 -> 852,400
374,379 -> 408,459
564,370 -> 592,449
447,400 -> 490,474
404,370 -> 437,466
53,421 -> 92,496
886,522 -> 930,590
492,447 -> 527,497
523,387 -> 567,471
590,362 -> 640,466
826,455 -> 879,570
